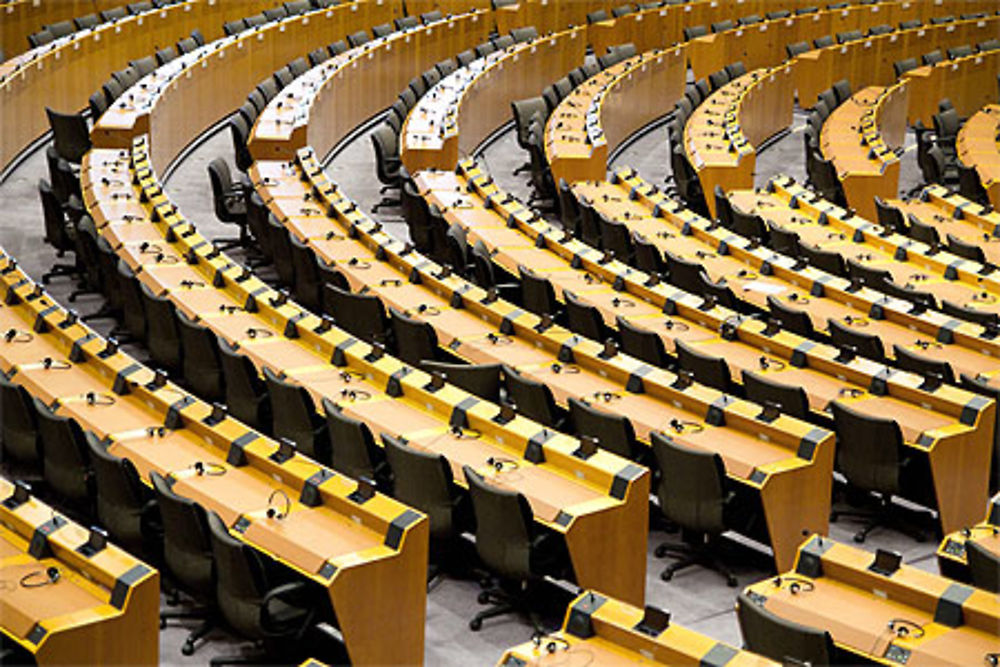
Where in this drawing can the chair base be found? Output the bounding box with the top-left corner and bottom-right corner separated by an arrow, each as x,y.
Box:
469,581 -> 543,633
372,196 -> 402,213
830,493 -> 928,544
41,263 -> 77,284
159,609 -> 214,656
209,640 -> 267,667
654,535 -> 737,587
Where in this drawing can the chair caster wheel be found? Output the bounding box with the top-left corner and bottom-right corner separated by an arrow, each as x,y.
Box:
654,545 -> 668,558
853,532 -> 866,543
160,618 -> 167,629
727,575 -> 738,587
660,570 -> 673,582
477,591 -> 491,604
182,641 -> 195,656
469,618 -> 482,631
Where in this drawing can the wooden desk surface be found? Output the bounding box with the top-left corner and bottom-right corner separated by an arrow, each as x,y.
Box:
744,536 -> 1000,666
905,49 -> 1000,129
957,105 -> 1000,211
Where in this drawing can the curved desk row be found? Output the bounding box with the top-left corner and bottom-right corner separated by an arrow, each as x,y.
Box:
684,65 -> 795,218
741,535 -> 1000,666
0,247 -> 429,665
90,0 -> 400,173
498,590 -> 775,666
904,49 -> 1000,129
891,187 -> 1000,266
400,27 -> 586,173
0,0 -> 279,175
0,475 -> 158,664
792,14 -> 1000,114
581,171 -> 1000,392
957,104 -> 1000,211
760,177 -> 1000,318
1,0 -> 155,59
937,493 -> 1000,585
249,9 -> 492,161
545,48 -> 686,184
820,83 -> 907,220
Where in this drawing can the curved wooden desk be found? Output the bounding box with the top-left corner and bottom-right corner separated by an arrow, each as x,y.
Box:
499,590 -> 776,667
545,47 -> 686,184
792,15 -> 1000,114
742,535 -> 1000,666
1,0 -> 135,59
0,476 -> 159,665
891,189 -> 1000,266
957,105 -> 1000,211
249,10 -> 492,161
0,248 -> 430,665
937,493 -> 1000,585
400,27 -> 585,173
904,49 -> 1000,129
0,0 -> 280,176
684,65 -> 795,218
820,84 -> 906,220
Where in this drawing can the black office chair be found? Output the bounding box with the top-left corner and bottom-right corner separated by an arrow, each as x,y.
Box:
322,399 -> 386,485
616,315 -> 672,368
966,540 -> 1000,593
568,397 -> 638,460
228,115 -> 254,174
177,311 -> 225,403
206,511 -> 316,666
46,108 -> 91,164
266,215 -> 296,286
420,9 -> 443,24
383,434 -> 468,576
371,125 -> 402,212
957,165 -> 990,207
503,365 -> 566,428
88,434 -> 159,560
846,258 -> 891,289
206,158 -> 249,251
151,471 -> 216,656
836,29 -> 863,44
517,265 -> 558,318
389,306 -> 441,365
263,367 -> 330,463
463,466 -> 561,631
799,244 -> 847,277
708,68 -> 731,92
140,283 -> 182,372
898,19 -> 921,30
38,179 -> 79,284
711,19 -> 735,33
74,13 -> 100,30
324,284 -> 389,344
219,340 -> 272,433
741,370 -> 810,420
421,361 -> 502,403
828,318 -> 885,363
683,25 -> 708,40
829,401 -> 924,543
736,592 -> 835,664
651,432 -> 737,586
34,398 -> 92,509
395,15 -> 420,30
786,41 -> 811,58
664,251 -> 707,295
766,295 -> 815,339
288,236 -> 323,312
893,57 -> 919,78
813,35 -> 834,49
0,377 -> 39,472
675,339 -> 738,394
564,290 -> 614,343
891,344 -> 955,386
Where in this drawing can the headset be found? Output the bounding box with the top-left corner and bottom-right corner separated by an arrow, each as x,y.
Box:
587,390 -> 622,404
668,418 -> 704,434
84,392 -> 116,407
486,456 -> 519,472
758,356 -> 786,371
3,328 -> 33,343
771,575 -> 815,595
20,566 -> 61,588
192,461 -> 226,477
450,425 -> 482,440
886,619 -> 925,639
663,319 -> 690,332
266,489 -> 291,520
611,296 -> 635,308
486,332 -> 513,345
550,362 -> 581,374
41,357 -> 72,370
843,315 -> 869,327
245,327 -> 274,340
415,304 -> 441,316
530,632 -> 570,654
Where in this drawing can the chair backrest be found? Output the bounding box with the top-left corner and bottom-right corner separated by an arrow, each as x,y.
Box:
100,6 -> 129,21
874,197 -> 906,233
568,397 -> 636,459
966,541 -> 1000,593
612,4 -> 635,18
632,232 -> 667,276
38,179 -> 73,253
395,15 -> 420,30
177,311 -> 224,402
34,398 -> 90,503
947,231 -> 986,264
463,466 -> 535,579
947,44 -> 974,60
813,35 -> 834,49
711,19 -> 735,33
503,365 -> 561,427
893,57 -> 919,78
420,361 -> 502,402
683,25 -> 708,40
651,432 -> 727,533
799,244 -> 846,277
898,19 -> 921,30
766,295 -> 813,338
288,236 -> 322,312
738,15 -> 760,26
223,19 -> 245,36
708,69 -> 730,91
421,9 -> 443,23
598,215 -> 633,261
45,108 -> 91,164
207,510 -> 274,639
796,5 -> 818,14
139,283 -> 181,371
263,6 -> 288,21
737,592 -> 835,665
45,20 -> 75,38
284,0 -> 311,15
933,107 -> 961,140
382,435 -> 456,541
922,49 -> 944,65
75,13 -> 101,30
322,399 -> 381,481
219,339 -> 271,432
510,26 -> 538,43
244,14 -> 266,29
87,434 -> 148,555
587,9 -> 609,23
741,370 -> 809,420
664,251 -> 706,294
957,166 -> 989,208
827,318 -> 885,362
786,41 -> 810,58
389,307 -> 438,365
836,29 -> 863,43
846,258 -> 891,288
0,376 -> 39,466
564,290 -> 610,342
892,344 -> 955,385
730,207 -> 768,243
817,88 -> 838,113
616,315 -> 670,368
267,215 -> 296,285
767,10 -> 791,20
324,284 -> 389,343
942,300 -> 1000,329
675,339 -> 735,394
263,366 -> 329,463
831,401 -> 902,493
150,471 -> 214,597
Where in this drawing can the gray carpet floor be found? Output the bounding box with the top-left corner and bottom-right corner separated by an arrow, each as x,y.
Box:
0,104 -> 941,665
